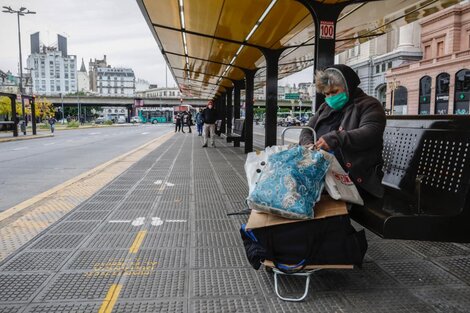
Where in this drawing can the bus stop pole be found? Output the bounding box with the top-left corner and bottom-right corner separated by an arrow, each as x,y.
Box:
262,49 -> 283,147
295,0 -> 346,111
243,69 -> 257,154
226,87 -> 233,135
221,92 -> 227,134
31,96 -> 36,135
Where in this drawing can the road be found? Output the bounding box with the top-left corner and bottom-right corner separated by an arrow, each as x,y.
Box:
0,124 -> 173,212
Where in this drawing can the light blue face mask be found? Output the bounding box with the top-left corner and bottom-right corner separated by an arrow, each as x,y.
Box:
325,92 -> 349,110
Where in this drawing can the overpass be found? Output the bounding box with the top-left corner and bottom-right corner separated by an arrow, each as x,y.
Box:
47,95 -> 307,109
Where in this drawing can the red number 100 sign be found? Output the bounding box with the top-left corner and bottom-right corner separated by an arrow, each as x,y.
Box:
320,21 -> 335,39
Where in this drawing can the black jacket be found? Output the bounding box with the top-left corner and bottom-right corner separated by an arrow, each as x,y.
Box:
203,107 -> 217,124
299,65 -> 386,198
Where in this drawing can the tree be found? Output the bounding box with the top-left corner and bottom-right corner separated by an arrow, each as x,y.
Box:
0,96 -> 12,117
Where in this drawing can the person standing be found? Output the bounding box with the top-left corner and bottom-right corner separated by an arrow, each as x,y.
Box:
183,111 -> 192,133
48,116 -> 57,134
175,113 -> 183,133
202,101 -> 217,148
195,109 -> 204,136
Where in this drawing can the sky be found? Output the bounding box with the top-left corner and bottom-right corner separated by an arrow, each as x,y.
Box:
0,0 -> 313,89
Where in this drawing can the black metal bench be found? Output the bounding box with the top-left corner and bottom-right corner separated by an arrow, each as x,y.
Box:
226,119 -> 245,147
350,116 -> 470,243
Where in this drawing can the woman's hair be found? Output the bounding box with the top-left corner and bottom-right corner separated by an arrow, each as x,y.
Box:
314,69 -> 346,94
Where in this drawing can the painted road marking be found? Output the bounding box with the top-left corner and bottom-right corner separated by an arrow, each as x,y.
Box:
12,147 -> 27,151
89,132 -> 101,135
131,217 -> 145,226
151,217 -> 164,226
98,284 -> 122,313
108,217 -> 186,226
166,220 -> 187,223
141,132 -> 150,135
129,231 -> 146,254
109,220 -> 132,223
44,142 -> 56,146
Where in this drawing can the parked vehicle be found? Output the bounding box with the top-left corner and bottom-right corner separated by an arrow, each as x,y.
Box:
130,116 -> 142,123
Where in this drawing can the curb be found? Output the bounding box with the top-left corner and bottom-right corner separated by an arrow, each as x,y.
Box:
0,133 -> 54,143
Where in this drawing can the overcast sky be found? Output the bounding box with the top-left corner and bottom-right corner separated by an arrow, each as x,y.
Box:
0,0 -> 312,89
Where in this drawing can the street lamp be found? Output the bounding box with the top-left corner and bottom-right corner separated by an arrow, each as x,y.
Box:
2,6 -> 36,135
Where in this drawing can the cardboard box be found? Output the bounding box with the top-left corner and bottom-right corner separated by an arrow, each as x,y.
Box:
246,195 -> 347,230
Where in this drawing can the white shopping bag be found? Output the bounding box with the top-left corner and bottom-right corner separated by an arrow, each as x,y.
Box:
320,150 -> 364,206
244,145 -> 290,195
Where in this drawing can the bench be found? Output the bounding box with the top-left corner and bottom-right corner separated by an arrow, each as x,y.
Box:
350,116 -> 470,243
226,119 -> 245,147
0,121 -> 15,132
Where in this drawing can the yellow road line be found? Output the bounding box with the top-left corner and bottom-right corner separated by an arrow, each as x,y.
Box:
98,284 -> 122,313
129,231 -> 147,254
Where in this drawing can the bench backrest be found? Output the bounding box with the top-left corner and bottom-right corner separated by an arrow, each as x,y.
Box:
233,119 -> 245,136
382,116 -> 470,215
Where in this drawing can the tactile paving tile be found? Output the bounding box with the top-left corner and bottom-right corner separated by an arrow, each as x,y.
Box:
24,302 -> 101,313
195,220 -> 237,232
135,248 -> 186,269
49,221 -> 101,234
192,247 -> 248,268
316,262 -> 400,291
84,233 -> 138,249
0,273 -> 50,302
98,222 -> 142,233
0,251 -> 72,271
90,195 -> 126,202
30,234 -> 87,250
111,300 -> 186,313
195,193 -> 226,204
117,202 -> 155,211
404,241 -> 470,258
142,232 -> 188,248
435,256 -> 470,284
146,219 -> 189,233
192,269 -> 258,297
365,241 -> 421,261
65,249 -> 129,270
160,194 -> 191,203
77,202 -> 119,211
191,297 -> 265,313
125,194 -> 159,203
120,270 -> 186,299
38,272 -> 117,301
195,232 -> 241,247
379,259 -> 465,287
268,292 -> 350,313
150,209 -> 189,220
65,210 -> 110,221
98,189 -> 129,196
343,289 -> 435,313
109,210 -> 150,220
412,286 -> 470,313
0,306 -> 24,313
195,208 -> 233,220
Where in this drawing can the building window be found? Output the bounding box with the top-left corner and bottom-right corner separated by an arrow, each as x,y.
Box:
437,41 -> 444,57
435,72 -> 450,114
454,69 -> 470,114
419,76 -> 432,115
393,86 -> 408,115
424,45 -> 431,59
387,62 -> 392,69
381,64 -> 386,72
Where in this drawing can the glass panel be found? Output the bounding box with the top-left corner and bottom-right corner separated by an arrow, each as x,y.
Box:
454,69 -> 470,114
419,76 -> 431,115
435,73 -> 450,114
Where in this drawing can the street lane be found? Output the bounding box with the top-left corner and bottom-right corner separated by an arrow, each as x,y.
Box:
0,124 -> 174,212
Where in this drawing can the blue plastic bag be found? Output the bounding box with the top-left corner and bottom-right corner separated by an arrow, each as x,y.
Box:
247,145 -> 330,219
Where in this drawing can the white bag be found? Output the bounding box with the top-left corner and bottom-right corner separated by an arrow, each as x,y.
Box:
320,151 -> 364,206
244,145 -> 290,195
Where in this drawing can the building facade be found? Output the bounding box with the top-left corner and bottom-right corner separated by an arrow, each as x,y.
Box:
386,2 -> 470,115
77,59 -> 90,93
337,22 -> 423,109
88,55 -> 135,96
26,33 -> 77,96
135,87 -> 181,98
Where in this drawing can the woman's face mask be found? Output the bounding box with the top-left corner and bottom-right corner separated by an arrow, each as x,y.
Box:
325,91 -> 349,110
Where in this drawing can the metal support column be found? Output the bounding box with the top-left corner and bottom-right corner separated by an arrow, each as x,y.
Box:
295,0 -> 346,110
220,93 -> 227,134
262,49 -> 283,147
226,87 -> 233,135
30,96 -> 36,135
243,70 -> 257,154
233,80 -> 243,119
10,95 -> 18,137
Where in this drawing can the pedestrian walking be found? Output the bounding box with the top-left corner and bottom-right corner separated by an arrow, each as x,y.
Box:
195,109 -> 204,136
48,116 -> 57,134
175,113 -> 183,133
202,101 -> 217,148
183,111 -> 192,133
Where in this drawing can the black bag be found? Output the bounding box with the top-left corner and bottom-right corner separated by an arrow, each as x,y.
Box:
250,215 -> 367,271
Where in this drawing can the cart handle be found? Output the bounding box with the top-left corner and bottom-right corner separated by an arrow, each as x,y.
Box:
281,126 -> 316,146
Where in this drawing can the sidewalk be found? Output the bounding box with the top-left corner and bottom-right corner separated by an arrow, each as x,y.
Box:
0,133 -> 469,312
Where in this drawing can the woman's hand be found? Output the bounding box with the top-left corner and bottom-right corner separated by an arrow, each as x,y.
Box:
315,137 -> 330,151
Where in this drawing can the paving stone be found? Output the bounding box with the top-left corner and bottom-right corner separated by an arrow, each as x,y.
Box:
141,232 -> 189,248
435,256 -> 470,284
195,232 -> 241,247
192,269 -> 259,297
0,273 -> 50,302
30,234 -> 87,250
412,286 -> 470,313
49,221 -> 101,234
120,270 -> 186,299
192,247 -> 248,268
84,233 -> 138,249
365,240 -> 422,261
65,249 -> 129,270
65,210 -> 110,221
195,219 -> 238,232
191,297 -> 265,313
112,300 -> 186,313
0,305 -> 25,313
404,241 -> 470,258
0,251 -> 72,271
24,302 -> 101,313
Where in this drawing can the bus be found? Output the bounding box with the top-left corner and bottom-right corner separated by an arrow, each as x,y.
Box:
138,107 -> 173,124
173,104 -> 197,124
